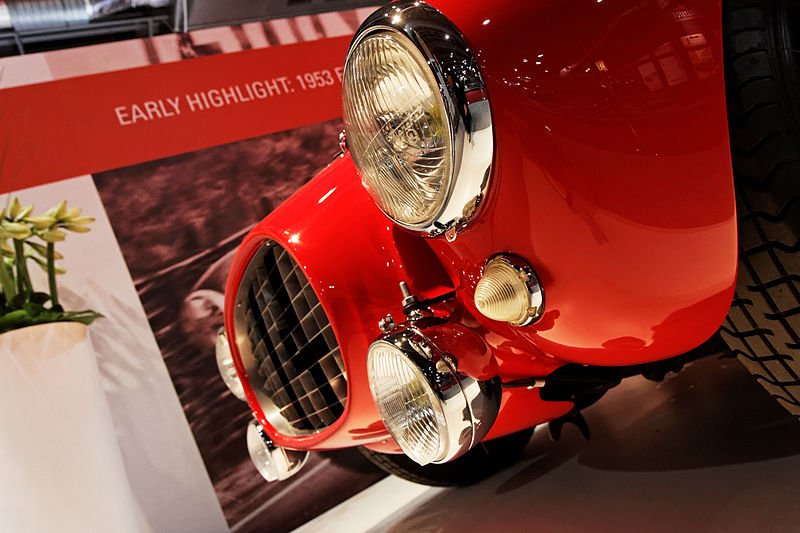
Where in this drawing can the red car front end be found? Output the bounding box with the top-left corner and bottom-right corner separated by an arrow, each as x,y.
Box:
217,0 -> 737,480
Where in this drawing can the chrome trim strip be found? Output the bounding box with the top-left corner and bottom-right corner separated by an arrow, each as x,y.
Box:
345,1 -> 493,240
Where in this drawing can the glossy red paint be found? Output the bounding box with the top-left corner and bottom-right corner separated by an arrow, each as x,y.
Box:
423,0 -> 737,365
224,154 -> 571,449
224,0 -> 738,451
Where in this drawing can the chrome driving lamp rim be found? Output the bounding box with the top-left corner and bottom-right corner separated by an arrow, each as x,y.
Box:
367,319 -> 501,465
345,0 -> 494,240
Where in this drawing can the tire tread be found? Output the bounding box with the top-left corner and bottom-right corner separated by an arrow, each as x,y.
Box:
722,0 -> 800,419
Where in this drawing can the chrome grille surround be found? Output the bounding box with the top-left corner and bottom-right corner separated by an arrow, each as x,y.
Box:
232,240 -> 347,436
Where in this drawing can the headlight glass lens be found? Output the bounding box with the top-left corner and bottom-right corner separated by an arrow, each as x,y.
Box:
367,340 -> 447,465
343,31 -> 452,226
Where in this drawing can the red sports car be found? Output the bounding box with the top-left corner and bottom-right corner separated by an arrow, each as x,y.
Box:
215,0 -> 800,485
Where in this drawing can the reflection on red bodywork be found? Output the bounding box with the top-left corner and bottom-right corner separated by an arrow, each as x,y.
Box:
427,0 -> 736,365
224,0 -> 737,449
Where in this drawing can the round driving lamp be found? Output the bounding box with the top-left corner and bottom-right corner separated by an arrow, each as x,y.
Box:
366,321 -> 500,466
246,420 -> 309,482
342,1 -> 493,239
216,328 -> 246,401
474,255 -> 544,326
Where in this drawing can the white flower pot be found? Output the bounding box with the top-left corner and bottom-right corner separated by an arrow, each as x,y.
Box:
0,322 -> 142,533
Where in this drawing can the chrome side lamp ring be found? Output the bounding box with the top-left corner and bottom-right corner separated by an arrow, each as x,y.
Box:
475,254 -> 545,327
347,1 -> 494,241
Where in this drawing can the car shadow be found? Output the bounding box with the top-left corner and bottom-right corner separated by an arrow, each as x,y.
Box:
496,354 -> 800,496
366,355 -> 800,533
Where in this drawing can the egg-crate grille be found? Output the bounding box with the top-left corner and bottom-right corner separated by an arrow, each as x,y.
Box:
244,241 -> 346,433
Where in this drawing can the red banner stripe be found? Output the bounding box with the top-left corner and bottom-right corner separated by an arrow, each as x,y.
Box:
0,35 -> 351,193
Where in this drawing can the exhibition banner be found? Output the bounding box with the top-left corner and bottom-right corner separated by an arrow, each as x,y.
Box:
0,8 -> 382,533
0,35 -> 350,193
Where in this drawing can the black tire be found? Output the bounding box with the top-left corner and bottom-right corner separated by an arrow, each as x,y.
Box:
721,0 -> 800,418
359,428 -> 534,487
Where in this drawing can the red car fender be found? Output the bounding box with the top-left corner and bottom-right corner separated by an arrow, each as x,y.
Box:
423,0 -> 737,365
224,155 -> 572,449
224,0 -> 737,449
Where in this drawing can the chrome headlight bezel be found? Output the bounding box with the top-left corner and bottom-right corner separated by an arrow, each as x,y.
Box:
366,319 -> 501,465
343,1 -> 493,241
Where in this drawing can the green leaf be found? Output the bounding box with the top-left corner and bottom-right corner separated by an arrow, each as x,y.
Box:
22,301 -> 45,315
38,229 -> 66,242
0,306 -> 102,333
26,241 -> 62,259
1,310 -> 27,321
62,310 -> 103,325
30,255 -> 47,271
0,309 -> 31,331
28,255 -> 65,275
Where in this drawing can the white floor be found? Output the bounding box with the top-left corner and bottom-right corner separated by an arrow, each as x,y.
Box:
294,355 -> 800,533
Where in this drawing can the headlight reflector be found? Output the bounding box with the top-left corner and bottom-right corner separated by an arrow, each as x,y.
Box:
343,31 -> 452,226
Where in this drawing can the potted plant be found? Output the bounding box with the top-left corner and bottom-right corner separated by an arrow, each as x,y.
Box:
0,197 -> 141,532
0,197 -> 101,332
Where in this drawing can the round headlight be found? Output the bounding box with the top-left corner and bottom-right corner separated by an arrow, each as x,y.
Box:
367,320 -> 501,466
343,31 -> 452,226
367,339 -> 448,465
474,255 -> 544,326
342,2 -> 493,240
